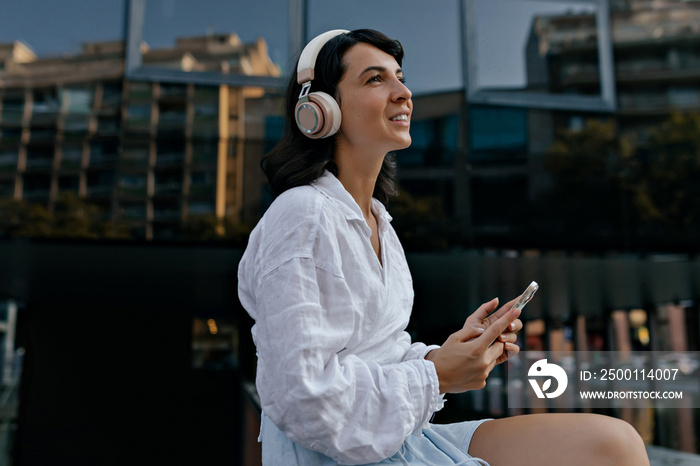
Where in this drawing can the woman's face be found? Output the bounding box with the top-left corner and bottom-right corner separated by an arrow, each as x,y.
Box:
335,42 -> 412,157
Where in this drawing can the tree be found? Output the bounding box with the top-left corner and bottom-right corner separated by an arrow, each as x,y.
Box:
535,119 -> 633,244
622,112 -> 700,227
0,192 -> 129,239
181,213 -> 252,244
390,187 -> 453,250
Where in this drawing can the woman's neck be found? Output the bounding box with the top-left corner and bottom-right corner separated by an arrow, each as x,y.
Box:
334,148 -> 384,218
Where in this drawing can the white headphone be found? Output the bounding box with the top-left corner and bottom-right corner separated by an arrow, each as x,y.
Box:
295,29 -> 349,139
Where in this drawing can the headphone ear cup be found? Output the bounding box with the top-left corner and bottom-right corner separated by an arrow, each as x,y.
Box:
295,91 -> 341,139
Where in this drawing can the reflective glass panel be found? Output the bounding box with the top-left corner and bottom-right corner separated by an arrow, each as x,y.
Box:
471,0 -> 599,95
0,1 -> 125,58
140,0 -> 288,78
307,0 -> 462,95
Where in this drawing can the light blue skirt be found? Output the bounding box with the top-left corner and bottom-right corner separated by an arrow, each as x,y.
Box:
260,412 -> 492,465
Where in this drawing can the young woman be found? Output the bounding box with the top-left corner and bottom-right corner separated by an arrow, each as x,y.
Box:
238,29 -> 649,465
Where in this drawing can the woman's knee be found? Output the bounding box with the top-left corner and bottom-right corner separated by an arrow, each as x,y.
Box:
587,415 -> 648,465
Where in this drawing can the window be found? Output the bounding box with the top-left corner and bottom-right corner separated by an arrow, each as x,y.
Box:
188,201 -> 214,215
59,86 -> 94,114
126,0 -> 286,86
61,145 -> 83,169
0,150 -> 17,171
58,175 -> 80,192
307,0 -> 462,95
154,170 -> 183,195
464,0 -> 615,111
469,106 -> 528,164
23,173 -> 51,197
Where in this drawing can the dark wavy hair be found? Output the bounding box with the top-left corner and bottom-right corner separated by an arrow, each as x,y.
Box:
262,29 -> 404,204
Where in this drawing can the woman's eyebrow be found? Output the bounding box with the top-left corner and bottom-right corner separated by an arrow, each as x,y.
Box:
358,65 -> 403,78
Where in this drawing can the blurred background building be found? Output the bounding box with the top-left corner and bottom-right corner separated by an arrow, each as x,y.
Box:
0,0 -> 699,464
0,32 -> 279,240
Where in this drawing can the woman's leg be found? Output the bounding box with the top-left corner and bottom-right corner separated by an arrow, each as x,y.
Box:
468,413 -> 649,466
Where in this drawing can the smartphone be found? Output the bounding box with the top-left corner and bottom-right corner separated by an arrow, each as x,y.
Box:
513,281 -> 539,311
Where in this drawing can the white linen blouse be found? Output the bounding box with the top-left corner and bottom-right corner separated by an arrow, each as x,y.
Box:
238,170 -> 444,464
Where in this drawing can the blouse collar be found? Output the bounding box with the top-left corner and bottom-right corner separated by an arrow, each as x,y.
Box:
312,170 -> 393,227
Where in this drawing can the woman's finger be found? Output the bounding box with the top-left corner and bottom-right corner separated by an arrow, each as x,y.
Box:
507,318 -> 523,333
484,297 -> 519,325
452,323 -> 486,343
477,306 -> 522,349
498,332 -> 518,344
465,297 -> 499,325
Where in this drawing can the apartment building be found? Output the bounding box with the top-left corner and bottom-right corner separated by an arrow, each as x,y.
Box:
0,33 -> 281,239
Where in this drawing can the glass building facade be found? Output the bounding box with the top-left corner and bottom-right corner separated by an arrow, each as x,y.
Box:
1,0 -> 699,462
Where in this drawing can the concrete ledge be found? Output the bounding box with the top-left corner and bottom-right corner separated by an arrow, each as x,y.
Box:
648,445 -> 700,465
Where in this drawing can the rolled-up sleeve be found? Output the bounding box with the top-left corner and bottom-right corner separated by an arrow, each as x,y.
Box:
397,332 -> 441,362
252,257 -> 443,464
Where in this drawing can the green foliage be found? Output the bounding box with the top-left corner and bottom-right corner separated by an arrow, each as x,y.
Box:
390,187 -> 452,250
182,213 -> 252,244
0,192 -> 129,239
624,113 -> 700,225
539,119 -> 631,239
540,113 -> 700,246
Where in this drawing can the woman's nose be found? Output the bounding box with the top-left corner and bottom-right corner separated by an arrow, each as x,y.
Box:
392,78 -> 412,101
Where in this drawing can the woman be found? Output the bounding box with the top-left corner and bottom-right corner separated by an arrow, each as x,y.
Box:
238,29 -> 649,465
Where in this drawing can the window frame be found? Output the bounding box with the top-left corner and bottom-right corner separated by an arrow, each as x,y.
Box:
125,0 -> 288,88
461,0 -> 616,112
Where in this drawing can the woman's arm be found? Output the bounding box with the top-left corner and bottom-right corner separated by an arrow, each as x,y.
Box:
250,257 -> 443,464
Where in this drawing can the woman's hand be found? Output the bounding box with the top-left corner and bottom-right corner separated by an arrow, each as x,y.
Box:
425,300 -> 521,394
465,297 -> 523,365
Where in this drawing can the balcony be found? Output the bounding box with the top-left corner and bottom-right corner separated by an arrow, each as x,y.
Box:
29,104 -> 59,127
153,205 -> 181,222
25,154 -> 55,171
0,128 -> 22,144
0,110 -> 23,126
119,204 -> 147,221
192,86 -> 219,102
100,82 -> 123,111
22,172 -> 51,200
191,122 -> 218,139
62,118 -> 91,143
88,153 -> 119,168
124,105 -> 152,134
156,152 -> 184,168
86,184 -> 113,198
191,154 -> 217,167
127,82 -> 152,102
189,170 -> 215,197
157,113 -> 187,129
29,129 -> 57,144
96,116 -> 121,136
118,176 -> 147,198
22,188 -> 50,201
60,149 -> 83,170
120,148 -> 149,169
618,89 -> 700,115
615,62 -> 700,84
0,153 -> 17,173
0,179 -> 14,197
154,181 -> 182,196
86,170 -> 115,199
57,176 -> 80,193
158,83 -> 187,101
188,201 -> 215,215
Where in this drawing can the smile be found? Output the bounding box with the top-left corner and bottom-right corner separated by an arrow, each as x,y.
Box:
389,114 -> 408,121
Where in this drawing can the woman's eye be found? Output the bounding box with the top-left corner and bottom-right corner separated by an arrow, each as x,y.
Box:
367,75 -> 381,84
398,76 -> 407,84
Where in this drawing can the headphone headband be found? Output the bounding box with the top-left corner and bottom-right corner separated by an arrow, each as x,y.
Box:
296,29 -> 349,84
294,29 -> 348,139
